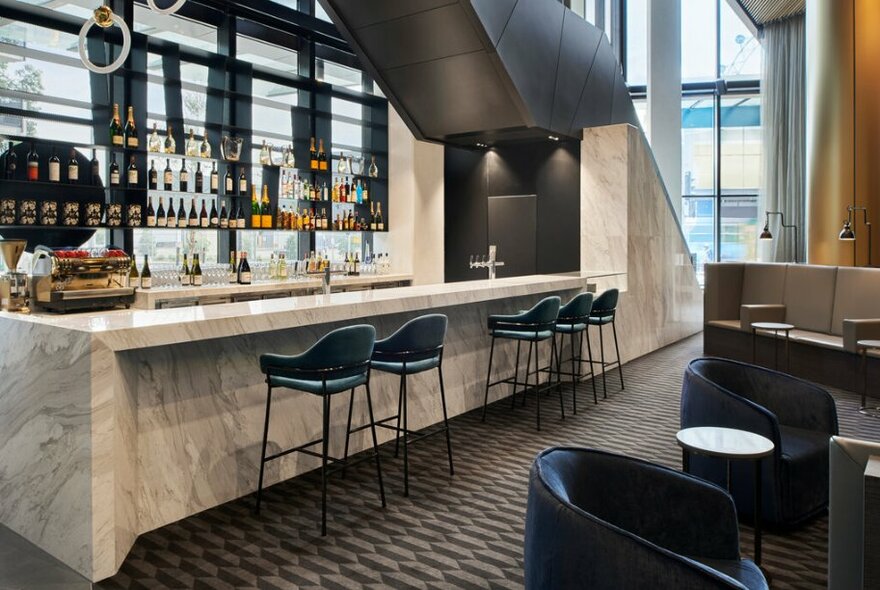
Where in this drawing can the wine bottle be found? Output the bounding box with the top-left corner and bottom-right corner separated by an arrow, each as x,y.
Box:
219,201 -> 228,229
27,143 -> 39,181
90,149 -> 100,185
164,125 -> 176,154
127,156 -> 138,187
146,196 -> 156,227
199,199 -> 209,228
251,185 -> 261,228
67,149 -> 79,184
269,253 -> 277,280
48,147 -> 60,183
225,166 -> 234,195
261,184 -> 272,228
129,256 -> 139,288
156,197 -> 166,227
195,162 -> 204,193
188,198 -> 198,227
149,160 -> 158,190
236,203 -> 245,229
125,106 -> 138,149
167,198 -> 176,226
164,159 -> 173,191
278,253 -> 288,279
180,160 -> 189,192
228,251 -> 237,284
238,169 -> 247,195
238,251 -> 252,284
209,199 -> 219,228
110,104 -> 124,147
318,138 -> 327,171
192,253 -> 203,286
210,162 -> 218,194
109,154 -> 120,186
309,137 -> 318,170
141,255 -> 152,289
5,142 -> 17,180
180,253 -> 191,286
177,199 -> 187,228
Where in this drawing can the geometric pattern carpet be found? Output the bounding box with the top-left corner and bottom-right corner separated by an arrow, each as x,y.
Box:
96,334 -> 880,590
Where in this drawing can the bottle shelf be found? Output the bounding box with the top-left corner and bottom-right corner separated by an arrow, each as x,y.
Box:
0,225 -> 388,234
0,179 -> 104,190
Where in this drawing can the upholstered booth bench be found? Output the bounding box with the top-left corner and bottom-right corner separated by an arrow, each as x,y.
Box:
704,262 -> 880,391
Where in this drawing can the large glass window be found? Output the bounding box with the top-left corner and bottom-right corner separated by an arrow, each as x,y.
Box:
720,2 -> 761,80
625,0 -> 647,86
681,0 -> 717,83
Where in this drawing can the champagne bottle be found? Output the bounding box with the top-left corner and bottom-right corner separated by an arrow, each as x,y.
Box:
219,202 -> 228,229
251,185 -> 261,228
179,159 -> 189,192
67,149 -> 79,184
90,149 -> 100,185
27,143 -> 38,181
210,199 -> 219,228
210,162 -> 218,194
156,197 -> 166,227
125,106 -> 138,149
370,202 -> 377,231
177,198 -> 187,228
164,125 -> 176,154
188,198 -> 198,227
127,156 -> 138,187
129,256 -> 139,288
195,162 -> 203,193
261,184 -> 272,229
149,160 -> 158,190
110,104 -> 124,147
180,253 -> 191,286
164,158 -> 173,191
376,202 -> 385,231
238,169 -> 247,196
141,255 -> 152,289
192,253 -> 203,286
48,147 -> 60,183
199,199 -> 209,228
225,166 -> 234,195
309,137 -> 318,170
146,196 -> 156,227
318,138 -> 327,171
109,154 -> 120,186
4,142 -> 17,180
238,251 -> 252,285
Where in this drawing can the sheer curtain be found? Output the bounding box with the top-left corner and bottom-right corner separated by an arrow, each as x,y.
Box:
760,15 -> 806,263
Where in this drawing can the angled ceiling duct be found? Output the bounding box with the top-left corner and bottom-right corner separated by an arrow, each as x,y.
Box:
319,0 -> 638,146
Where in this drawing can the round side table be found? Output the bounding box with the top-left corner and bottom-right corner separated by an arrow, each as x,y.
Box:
857,340 -> 880,418
751,322 -> 795,371
676,426 -> 775,567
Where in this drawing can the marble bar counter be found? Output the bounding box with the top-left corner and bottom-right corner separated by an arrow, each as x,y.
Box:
0,272 -> 613,581
132,273 -> 413,309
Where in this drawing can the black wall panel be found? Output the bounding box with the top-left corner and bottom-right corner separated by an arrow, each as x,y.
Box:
444,141 -> 580,282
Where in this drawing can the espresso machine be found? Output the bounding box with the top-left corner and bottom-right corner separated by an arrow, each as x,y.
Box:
0,239 -> 28,312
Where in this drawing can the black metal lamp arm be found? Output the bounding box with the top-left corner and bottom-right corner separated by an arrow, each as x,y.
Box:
847,206 -> 873,267
765,211 -> 800,264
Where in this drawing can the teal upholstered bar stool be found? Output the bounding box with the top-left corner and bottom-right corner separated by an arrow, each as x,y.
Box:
256,324 -> 386,536
481,296 -> 563,430
552,292 -> 598,413
352,314 -> 453,497
587,288 -> 625,398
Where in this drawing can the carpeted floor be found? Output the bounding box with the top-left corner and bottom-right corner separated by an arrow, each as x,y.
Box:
94,334 -> 880,590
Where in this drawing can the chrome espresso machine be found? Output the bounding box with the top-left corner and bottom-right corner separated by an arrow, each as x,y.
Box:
31,245 -> 135,313
0,239 -> 29,312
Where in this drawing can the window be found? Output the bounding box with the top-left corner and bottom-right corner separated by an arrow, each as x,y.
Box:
133,6 -> 217,53
681,0 -> 717,83
720,2 -> 761,80
719,96 -> 761,262
625,0 -> 647,86
237,35 -> 299,76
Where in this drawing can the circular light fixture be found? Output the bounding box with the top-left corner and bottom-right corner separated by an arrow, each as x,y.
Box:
78,5 -> 131,75
146,0 -> 187,16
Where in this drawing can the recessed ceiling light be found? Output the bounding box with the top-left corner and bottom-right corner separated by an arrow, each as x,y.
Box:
548,135 -> 559,141
476,142 -> 488,148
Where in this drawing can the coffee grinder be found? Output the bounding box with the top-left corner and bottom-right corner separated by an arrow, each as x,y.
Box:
0,239 -> 28,312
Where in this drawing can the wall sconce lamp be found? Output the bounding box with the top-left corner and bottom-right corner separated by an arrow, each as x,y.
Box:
759,211 -> 800,263
838,205 -> 873,267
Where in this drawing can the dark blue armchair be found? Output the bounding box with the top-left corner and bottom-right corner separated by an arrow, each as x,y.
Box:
681,358 -> 838,527
524,447 -> 768,590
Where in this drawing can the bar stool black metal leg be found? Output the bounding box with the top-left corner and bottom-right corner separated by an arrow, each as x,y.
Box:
342,387 -> 355,478
754,458 -> 763,566
599,324 -> 608,399
612,319 -> 624,390
553,337 -> 564,420
438,364 -> 454,476
255,383 -> 273,514
511,340 -> 521,410
570,333 -> 578,415
320,392 -> 331,536
402,373 -> 410,497
364,381 -> 387,508
535,339 -> 542,431
584,331 -> 597,404
523,341 -> 533,408
394,374 -> 404,458
481,337 -> 496,422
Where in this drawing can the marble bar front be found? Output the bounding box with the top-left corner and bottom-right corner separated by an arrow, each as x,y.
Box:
0,273 -> 613,582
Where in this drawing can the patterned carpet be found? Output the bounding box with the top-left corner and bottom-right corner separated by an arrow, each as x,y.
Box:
96,334 -> 880,590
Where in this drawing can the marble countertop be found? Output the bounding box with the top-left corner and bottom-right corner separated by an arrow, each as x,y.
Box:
1,272 -> 623,352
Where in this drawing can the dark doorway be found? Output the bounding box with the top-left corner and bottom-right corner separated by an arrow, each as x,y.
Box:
487,195 -> 538,278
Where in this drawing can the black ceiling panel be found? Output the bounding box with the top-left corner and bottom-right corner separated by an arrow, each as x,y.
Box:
610,66 -> 639,128
326,0 -> 457,30
468,0 -> 518,48
568,37 -> 617,134
551,11 -> 604,133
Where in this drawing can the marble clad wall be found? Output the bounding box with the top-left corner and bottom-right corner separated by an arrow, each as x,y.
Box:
581,124 -> 703,368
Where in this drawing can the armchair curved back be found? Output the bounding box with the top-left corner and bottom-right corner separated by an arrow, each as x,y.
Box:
590,288 -> 619,316
559,292 -> 594,323
260,324 -> 376,381
525,447 -> 749,590
372,314 -> 448,363
491,296 -> 561,332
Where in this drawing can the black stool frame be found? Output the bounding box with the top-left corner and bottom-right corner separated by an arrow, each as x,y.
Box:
547,313 -> 599,414
587,306 -> 625,398
255,360 -> 386,536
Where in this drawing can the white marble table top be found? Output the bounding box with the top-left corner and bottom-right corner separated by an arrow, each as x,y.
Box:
858,340 -> 880,349
751,322 -> 795,331
676,427 -> 775,460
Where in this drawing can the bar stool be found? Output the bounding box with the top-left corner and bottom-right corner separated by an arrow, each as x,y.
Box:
354,314 -> 453,497
552,292 -> 598,414
481,296 -> 563,430
587,288 -> 625,398
256,324 -> 386,536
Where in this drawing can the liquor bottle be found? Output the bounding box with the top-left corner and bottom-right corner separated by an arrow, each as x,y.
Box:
125,106 -> 138,149
128,256 -> 139,288
110,104 -> 124,147
219,202 -> 228,229
185,128 -> 198,157
337,151 -> 347,174
321,208 -> 328,230
195,162 -> 204,193
109,154 -> 120,186
179,160 -> 189,192
149,160 -> 158,190
180,253 -> 191,286
210,162 -> 218,194
141,255 -> 152,289
340,177 -> 347,202
259,140 -> 271,165
228,251 -> 237,284
356,179 -> 363,204
347,210 -> 354,231
362,180 -> 369,203
27,143 -> 39,181
90,149 -> 100,185
156,197 -> 166,227
175,199 -> 186,228
335,212 -> 342,231
162,158 -> 172,191
261,185 -> 272,229
236,203 -> 246,228
322,181 -> 329,201
317,139 -> 327,171
4,142 -> 17,179
284,143 -> 295,167
167,198 -> 176,225
200,134 -> 211,158
146,196 -> 156,227
332,178 -> 339,202
309,137 -> 318,170
302,208 -> 310,231
48,148 -> 60,183
368,155 -> 379,178
225,166 -> 234,194
269,253 -> 277,280
191,253 -> 203,286
199,199 -> 208,228
188,198 -> 198,227
148,123 -> 162,153
376,202 -> 384,231
251,185 -> 261,228
278,253 -> 288,279
127,156 -> 138,187
67,149 -> 79,184
345,177 -> 351,202
369,203 -> 377,231
238,251 -> 252,285
209,199 -> 219,228
238,169 -> 247,195
164,125 -> 176,154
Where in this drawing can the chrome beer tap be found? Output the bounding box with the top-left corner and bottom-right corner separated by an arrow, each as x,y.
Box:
469,245 -> 505,280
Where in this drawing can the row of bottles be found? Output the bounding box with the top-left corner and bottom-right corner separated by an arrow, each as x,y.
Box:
274,202 -> 384,232
3,141 -> 102,185
143,196 -> 244,229
109,104 -> 139,149
280,172 -> 371,204
147,158 -> 244,195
